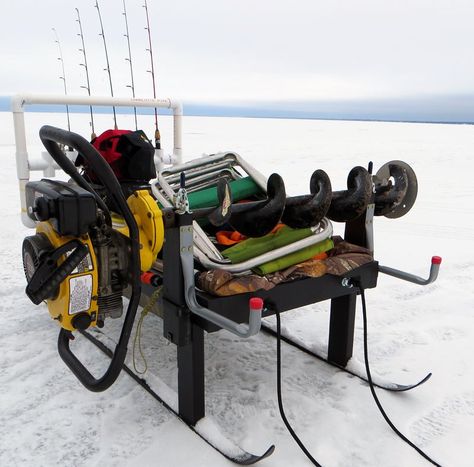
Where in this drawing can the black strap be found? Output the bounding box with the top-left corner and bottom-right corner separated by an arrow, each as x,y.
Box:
356,282 -> 443,467
273,302 -> 323,466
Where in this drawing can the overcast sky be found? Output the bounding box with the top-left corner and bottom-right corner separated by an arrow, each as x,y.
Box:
1,0 -> 474,105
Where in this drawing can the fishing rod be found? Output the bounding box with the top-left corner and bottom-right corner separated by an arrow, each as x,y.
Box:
143,0 -> 161,149
75,7 -> 96,139
52,27 -> 71,133
122,0 -> 138,130
94,0 -> 118,129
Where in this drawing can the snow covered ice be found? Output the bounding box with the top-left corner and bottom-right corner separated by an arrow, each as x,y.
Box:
0,111 -> 473,466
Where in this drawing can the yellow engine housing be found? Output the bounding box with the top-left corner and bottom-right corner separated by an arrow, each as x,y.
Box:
36,221 -> 99,332
113,189 -> 165,272
34,189 -> 163,331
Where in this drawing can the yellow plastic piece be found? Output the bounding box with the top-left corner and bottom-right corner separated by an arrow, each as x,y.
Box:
36,221 -> 99,331
114,190 -> 164,272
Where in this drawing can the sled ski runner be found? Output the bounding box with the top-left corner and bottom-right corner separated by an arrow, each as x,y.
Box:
260,324 -> 432,392
81,329 -> 275,465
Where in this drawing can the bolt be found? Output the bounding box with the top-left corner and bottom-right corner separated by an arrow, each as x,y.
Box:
341,277 -> 353,288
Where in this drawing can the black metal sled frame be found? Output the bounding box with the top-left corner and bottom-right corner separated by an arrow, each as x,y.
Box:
155,210 -> 380,430
142,190 -> 441,466
85,201 -> 439,465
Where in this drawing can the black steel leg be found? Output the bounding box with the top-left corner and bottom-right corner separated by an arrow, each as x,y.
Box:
327,294 -> 357,367
178,323 -> 205,426
163,213 -> 205,426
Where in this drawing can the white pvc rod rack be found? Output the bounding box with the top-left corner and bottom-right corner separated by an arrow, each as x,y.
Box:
11,94 -> 183,227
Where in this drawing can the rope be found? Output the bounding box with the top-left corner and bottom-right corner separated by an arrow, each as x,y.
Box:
132,286 -> 163,374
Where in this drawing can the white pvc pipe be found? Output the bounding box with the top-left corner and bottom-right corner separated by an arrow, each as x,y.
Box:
10,94 -> 180,112
13,110 -> 29,180
12,109 -> 35,227
11,94 -> 183,227
172,100 -> 183,164
11,96 -> 183,160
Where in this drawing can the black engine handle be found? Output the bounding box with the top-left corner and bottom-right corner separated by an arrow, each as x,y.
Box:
39,125 -> 142,393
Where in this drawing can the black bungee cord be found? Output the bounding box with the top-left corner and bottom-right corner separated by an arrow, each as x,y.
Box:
272,282 -> 443,467
275,305 -> 323,466
357,283 -> 442,467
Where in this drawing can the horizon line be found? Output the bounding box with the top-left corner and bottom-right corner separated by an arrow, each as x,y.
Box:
0,95 -> 473,125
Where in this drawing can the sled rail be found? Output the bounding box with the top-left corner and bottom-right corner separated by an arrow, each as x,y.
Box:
11,93 -> 183,227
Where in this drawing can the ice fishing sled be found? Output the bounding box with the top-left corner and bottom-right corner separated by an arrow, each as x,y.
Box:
12,95 -> 443,465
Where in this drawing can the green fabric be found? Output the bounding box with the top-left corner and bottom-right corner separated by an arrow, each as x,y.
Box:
188,176 -> 261,210
252,238 -> 334,276
222,226 -> 313,263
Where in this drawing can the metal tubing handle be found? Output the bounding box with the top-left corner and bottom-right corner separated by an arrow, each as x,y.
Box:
379,256 -> 442,285
180,224 -> 263,338
193,218 -> 333,274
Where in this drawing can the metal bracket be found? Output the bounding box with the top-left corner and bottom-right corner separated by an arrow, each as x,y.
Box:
365,203 -> 375,254
379,256 -> 442,286
179,224 -> 263,338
